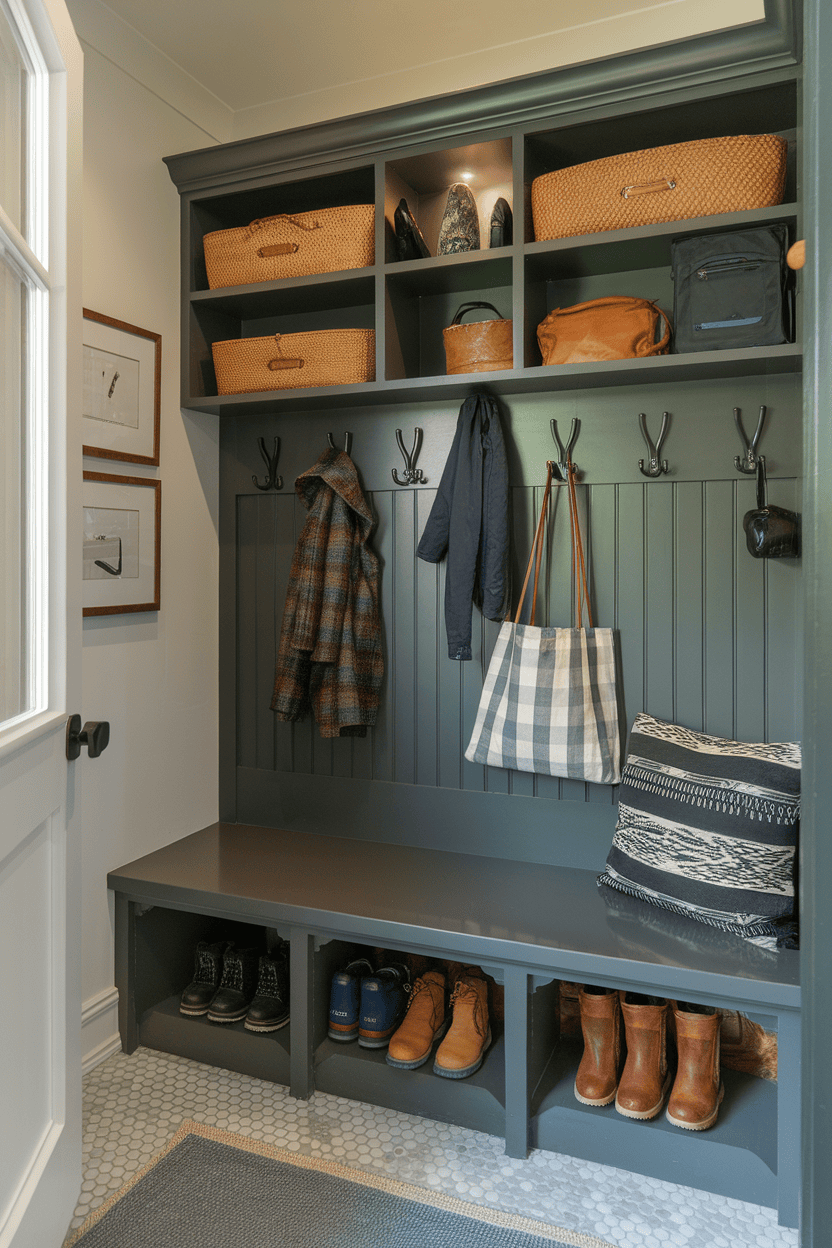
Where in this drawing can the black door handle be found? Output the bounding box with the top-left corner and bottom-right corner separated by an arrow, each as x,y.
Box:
66,715 -> 110,760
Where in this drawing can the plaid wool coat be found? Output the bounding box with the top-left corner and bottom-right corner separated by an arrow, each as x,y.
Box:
270,447 -> 383,738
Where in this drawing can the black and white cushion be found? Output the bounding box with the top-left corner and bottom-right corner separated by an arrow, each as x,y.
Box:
598,713 -> 800,942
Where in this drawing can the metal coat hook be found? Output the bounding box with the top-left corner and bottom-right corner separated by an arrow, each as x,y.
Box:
328,431 -> 353,457
734,405 -> 766,474
638,411 -> 670,477
550,417 -> 580,479
392,427 -> 426,486
252,436 -> 283,491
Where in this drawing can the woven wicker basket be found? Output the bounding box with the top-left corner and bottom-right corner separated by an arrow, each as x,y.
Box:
204,205 -> 375,289
532,134 -> 787,241
212,328 -> 375,394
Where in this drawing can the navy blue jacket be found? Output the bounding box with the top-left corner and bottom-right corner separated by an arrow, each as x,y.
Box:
417,394 -> 511,660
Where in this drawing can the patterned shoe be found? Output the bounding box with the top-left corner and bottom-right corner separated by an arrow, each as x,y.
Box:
328,958 -> 374,1042
245,945 -> 290,1033
179,940 -> 230,1016
437,183 -> 480,255
358,964 -> 410,1049
206,944 -> 261,1023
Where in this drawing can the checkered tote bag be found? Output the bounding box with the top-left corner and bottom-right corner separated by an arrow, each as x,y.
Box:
465,461 -> 621,784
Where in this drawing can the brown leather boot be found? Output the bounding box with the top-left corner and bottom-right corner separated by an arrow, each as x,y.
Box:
574,986 -> 622,1106
434,967 -> 491,1079
666,1003 -> 724,1130
616,993 -> 672,1120
386,969 -> 448,1069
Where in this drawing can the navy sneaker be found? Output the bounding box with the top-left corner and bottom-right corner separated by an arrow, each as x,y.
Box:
328,958 -> 374,1042
358,963 -> 410,1049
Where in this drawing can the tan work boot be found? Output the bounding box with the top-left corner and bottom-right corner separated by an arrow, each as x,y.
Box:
666,1003 -> 724,1130
615,993 -> 672,1120
434,968 -> 491,1079
386,969 -> 448,1069
574,986 -> 623,1106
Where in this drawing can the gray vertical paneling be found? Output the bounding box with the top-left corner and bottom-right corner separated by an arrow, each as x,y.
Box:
415,490 -> 440,788
393,490 -> 417,783
437,556 -> 464,790
372,489 -> 395,782
645,484 -> 675,723
236,497 -> 258,768
674,481 -> 706,731
616,484 -> 646,747
255,498 -> 277,771
733,476 -> 767,743
704,480 -> 737,738
237,474 -> 801,801
765,477 -> 801,742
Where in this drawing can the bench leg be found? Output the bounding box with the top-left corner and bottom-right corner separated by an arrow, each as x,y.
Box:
776,1009 -> 801,1228
113,893 -> 137,1055
289,928 -> 314,1100
503,965 -> 530,1158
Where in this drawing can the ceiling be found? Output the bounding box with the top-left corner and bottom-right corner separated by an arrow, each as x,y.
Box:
93,0 -> 765,121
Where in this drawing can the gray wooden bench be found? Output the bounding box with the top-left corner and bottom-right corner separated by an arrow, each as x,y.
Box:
109,821 -> 800,1226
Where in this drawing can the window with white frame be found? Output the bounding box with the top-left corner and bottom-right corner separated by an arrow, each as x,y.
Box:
0,0 -> 49,729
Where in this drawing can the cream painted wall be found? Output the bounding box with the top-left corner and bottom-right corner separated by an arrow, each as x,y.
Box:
75,40 -> 222,1067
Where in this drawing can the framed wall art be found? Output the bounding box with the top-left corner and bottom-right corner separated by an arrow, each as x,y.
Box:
82,309 -> 161,465
83,472 -> 161,616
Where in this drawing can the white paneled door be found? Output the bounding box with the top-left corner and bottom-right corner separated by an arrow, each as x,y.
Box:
0,0 -> 83,1245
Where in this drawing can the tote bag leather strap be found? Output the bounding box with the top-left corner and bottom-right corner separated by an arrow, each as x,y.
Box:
514,458 -> 593,627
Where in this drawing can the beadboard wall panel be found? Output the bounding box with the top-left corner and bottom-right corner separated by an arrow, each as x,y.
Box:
224,379 -> 802,865
235,480 -> 801,780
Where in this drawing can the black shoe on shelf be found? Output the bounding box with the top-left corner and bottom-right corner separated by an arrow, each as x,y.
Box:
245,945 -> 291,1032
394,198 -> 430,261
179,940 -> 230,1017
489,197 -> 513,248
206,944 -> 261,1023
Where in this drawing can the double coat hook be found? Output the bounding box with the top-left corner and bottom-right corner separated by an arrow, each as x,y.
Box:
252,436 -> 283,491
549,417 -> 580,479
734,405 -> 766,474
392,427 -> 426,486
328,431 -> 353,457
638,412 -> 670,477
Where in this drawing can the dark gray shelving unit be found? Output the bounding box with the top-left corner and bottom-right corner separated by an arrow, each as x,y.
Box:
137,20 -> 808,1234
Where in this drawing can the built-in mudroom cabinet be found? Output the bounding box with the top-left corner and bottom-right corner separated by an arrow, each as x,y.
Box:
109,13 -> 810,1234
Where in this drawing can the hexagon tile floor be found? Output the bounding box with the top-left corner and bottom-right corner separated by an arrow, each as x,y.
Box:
65,1046 -> 797,1248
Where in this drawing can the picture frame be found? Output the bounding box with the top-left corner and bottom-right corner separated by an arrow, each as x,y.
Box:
82,309 -> 161,466
83,472 -> 161,616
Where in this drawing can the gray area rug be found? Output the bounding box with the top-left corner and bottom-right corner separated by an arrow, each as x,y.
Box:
67,1120 -> 614,1248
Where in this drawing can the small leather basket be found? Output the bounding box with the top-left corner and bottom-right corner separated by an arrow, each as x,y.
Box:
443,301 -> 513,375
537,296 -> 671,365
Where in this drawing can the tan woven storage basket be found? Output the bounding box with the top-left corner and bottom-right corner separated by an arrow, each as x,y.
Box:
204,205 -> 375,289
212,328 -> 375,394
532,134 -> 787,241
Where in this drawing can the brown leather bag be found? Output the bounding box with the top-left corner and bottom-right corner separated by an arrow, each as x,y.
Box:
537,296 -> 671,365
443,301 -> 513,375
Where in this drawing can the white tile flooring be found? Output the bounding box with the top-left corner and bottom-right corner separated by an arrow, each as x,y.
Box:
67,1045 -> 798,1248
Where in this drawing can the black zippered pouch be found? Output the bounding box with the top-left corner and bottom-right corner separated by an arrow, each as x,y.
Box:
670,224 -> 791,353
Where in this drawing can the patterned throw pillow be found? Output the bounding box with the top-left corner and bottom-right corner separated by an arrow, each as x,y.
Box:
597,713 -> 800,942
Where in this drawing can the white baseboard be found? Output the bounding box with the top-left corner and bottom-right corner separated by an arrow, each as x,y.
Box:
82,985 -> 121,1074
82,1032 -> 122,1075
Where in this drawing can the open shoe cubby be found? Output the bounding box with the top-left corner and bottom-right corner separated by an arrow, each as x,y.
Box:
174,77 -> 800,414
